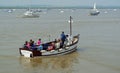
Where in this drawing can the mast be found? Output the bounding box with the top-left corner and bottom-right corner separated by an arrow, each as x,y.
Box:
93,3 -> 96,10
70,16 -> 72,36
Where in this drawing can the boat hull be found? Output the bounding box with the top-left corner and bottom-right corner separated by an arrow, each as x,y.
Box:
90,11 -> 100,16
22,15 -> 39,18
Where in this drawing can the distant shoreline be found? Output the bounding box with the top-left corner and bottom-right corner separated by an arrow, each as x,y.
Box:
0,6 -> 120,9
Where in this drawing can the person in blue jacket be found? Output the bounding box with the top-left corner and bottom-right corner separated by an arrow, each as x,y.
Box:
60,31 -> 66,48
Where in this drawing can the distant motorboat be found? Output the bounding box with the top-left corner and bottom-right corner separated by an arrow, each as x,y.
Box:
23,10 -> 39,18
8,9 -> 13,13
90,3 -> 100,16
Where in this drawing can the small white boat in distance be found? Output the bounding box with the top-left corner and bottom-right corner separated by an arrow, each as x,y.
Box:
90,3 -> 100,16
23,10 -> 39,18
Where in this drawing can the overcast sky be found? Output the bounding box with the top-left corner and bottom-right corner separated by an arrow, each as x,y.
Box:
0,0 -> 120,7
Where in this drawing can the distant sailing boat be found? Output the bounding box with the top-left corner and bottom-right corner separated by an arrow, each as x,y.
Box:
90,3 -> 100,16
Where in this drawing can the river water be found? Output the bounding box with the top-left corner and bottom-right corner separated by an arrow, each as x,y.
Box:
0,9 -> 120,73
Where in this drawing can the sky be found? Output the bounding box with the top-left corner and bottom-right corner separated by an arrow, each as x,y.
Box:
0,0 -> 120,7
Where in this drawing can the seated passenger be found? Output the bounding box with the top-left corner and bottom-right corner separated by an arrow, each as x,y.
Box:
37,44 -> 43,50
23,41 -> 30,49
36,38 -> 41,46
47,42 -> 55,51
55,39 -> 61,49
30,41 -> 37,50
43,43 -> 48,50
29,39 -> 33,45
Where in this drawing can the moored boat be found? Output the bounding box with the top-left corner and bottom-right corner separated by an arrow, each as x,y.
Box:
23,10 -> 39,18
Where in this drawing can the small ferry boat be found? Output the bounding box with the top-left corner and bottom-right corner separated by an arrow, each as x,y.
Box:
19,16 -> 80,58
19,34 -> 79,57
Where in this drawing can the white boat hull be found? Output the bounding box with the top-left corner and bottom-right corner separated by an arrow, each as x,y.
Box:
23,10 -> 39,18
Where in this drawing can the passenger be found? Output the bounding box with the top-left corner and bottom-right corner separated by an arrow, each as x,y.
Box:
26,42 -> 30,48
47,42 -> 55,51
37,44 -> 43,50
51,42 -> 55,49
23,41 -> 29,48
55,39 -> 61,49
29,39 -> 33,46
30,41 -> 37,50
65,34 -> 73,45
23,41 -> 30,48
43,43 -> 48,50
36,38 -> 41,46
54,39 -> 57,43
60,31 -> 66,48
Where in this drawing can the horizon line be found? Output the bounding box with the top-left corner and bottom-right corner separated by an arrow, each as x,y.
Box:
0,5 -> 120,9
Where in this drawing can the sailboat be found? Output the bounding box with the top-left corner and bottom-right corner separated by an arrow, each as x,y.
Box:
23,9 -> 40,18
90,3 -> 100,16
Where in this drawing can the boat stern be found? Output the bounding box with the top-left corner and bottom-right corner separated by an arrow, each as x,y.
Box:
19,48 -> 33,57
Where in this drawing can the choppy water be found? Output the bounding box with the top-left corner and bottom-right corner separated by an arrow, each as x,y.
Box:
0,9 -> 120,73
